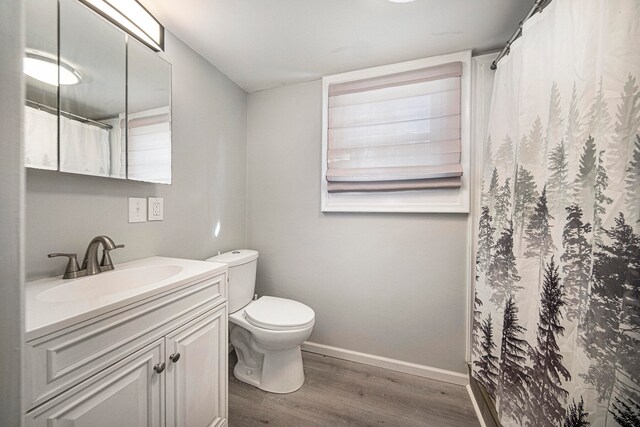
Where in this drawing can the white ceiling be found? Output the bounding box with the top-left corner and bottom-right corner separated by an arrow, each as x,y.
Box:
140,0 -> 533,93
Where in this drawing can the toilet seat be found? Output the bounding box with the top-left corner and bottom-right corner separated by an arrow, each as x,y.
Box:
244,296 -> 315,331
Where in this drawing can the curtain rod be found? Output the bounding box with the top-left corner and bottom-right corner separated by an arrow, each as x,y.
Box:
25,99 -> 114,131
490,0 -> 551,70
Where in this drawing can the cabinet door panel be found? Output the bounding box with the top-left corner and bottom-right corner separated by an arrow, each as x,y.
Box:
59,0 -> 127,179
166,305 -> 228,427
27,339 -> 164,427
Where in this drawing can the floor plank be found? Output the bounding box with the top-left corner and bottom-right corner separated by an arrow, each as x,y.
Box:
228,351 -> 480,427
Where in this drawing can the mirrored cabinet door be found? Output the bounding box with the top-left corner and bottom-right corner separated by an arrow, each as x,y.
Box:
127,38 -> 172,184
24,0 -> 58,171
59,0 -> 127,179
24,0 -> 172,184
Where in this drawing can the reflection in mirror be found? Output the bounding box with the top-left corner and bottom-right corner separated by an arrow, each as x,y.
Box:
127,37 -> 172,184
24,0 -> 58,171
59,0 -> 127,179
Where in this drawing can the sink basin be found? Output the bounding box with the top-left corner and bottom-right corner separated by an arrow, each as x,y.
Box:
26,256 -> 229,340
37,265 -> 184,303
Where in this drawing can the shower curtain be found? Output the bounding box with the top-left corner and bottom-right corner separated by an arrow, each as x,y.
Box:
24,106 -> 58,170
472,0 -> 640,426
60,117 -> 111,177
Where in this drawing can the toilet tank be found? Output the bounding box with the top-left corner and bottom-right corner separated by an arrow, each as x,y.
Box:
207,250 -> 259,313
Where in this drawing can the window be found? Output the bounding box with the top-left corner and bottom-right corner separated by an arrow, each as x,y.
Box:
321,51 -> 471,213
127,106 -> 171,183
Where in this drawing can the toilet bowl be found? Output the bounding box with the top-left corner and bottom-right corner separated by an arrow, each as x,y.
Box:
229,296 -> 314,393
207,250 -> 315,393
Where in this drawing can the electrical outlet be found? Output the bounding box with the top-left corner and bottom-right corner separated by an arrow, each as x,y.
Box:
128,197 -> 147,223
148,197 -> 164,221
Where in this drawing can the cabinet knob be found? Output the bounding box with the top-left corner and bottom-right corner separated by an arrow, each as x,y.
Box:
153,362 -> 166,374
169,353 -> 181,363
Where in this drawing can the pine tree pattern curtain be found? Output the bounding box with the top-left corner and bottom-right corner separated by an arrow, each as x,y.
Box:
472,1 -> 640,426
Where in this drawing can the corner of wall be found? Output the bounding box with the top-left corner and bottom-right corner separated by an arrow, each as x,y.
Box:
244,91 -> 251,249
0,0 -> 26,422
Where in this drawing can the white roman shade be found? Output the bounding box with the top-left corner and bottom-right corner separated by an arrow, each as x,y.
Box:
127,107 -> 171,183
326,61 -> 463,193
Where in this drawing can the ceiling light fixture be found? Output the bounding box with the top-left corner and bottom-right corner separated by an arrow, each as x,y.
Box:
80,0 -> 164,51
388,0 -> 416,3
23,52 -> 81,86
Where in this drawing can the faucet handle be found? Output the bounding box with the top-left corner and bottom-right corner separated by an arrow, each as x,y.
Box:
100,244 -> 124,271
48,253 -> 82,279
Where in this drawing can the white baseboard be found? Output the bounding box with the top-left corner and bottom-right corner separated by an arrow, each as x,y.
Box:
467,384 -> 488,427
301,341 -> 469,386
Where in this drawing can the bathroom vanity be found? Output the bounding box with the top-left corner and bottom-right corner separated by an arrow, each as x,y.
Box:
24,257 -> 228,426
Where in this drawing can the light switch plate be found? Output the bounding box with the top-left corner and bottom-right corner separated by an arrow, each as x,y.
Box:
128,197 -> 147,223
148,197 -> 164,221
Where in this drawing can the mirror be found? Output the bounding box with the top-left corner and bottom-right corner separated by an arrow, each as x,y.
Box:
24,0 -> 172,184
59,0 -> 127,179
127,38 -> 172,184
24,0 -> 58,171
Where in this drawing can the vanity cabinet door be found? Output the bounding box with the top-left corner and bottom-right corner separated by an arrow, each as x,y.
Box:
27,339 -> 165,427
165,304 -> 228,427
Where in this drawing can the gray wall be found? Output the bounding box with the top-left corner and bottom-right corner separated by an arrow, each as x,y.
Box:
0,0 -> 25,422
26,31 -> 248,280
246,81 -> 470,374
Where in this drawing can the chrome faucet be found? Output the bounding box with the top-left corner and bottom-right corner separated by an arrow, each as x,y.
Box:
48,236 -> 124,279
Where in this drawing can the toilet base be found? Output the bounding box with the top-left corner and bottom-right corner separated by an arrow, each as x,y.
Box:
233,346 -> 305,393
229,300 -> 314,394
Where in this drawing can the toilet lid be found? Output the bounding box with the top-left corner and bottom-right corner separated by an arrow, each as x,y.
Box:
244,296 -> 315,331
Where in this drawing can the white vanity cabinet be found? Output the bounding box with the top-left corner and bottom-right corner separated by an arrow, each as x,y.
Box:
25,257 -> 229,427
26,338 -> 166,426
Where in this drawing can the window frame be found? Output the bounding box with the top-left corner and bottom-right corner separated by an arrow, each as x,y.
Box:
321,50 -> 472,213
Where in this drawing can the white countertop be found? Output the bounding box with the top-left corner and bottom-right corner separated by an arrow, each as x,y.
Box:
26,256 -> 227,341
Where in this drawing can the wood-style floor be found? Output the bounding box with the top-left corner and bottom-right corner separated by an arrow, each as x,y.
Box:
228,351 -> 480,427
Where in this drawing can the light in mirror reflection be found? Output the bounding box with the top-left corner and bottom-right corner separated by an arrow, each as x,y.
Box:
24,52 -> 81,86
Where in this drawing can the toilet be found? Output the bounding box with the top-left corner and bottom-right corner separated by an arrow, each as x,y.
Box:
207,250 -> 315,393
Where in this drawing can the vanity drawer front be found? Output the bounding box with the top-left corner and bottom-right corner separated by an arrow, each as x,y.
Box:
25,273 -> 227,409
